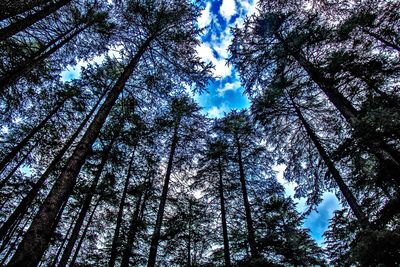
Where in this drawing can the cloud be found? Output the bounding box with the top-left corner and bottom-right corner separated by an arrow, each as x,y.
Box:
207,104 -> 229,118
196,42 -> 232,78
217,79 -> 241,96
198,2 -> 212,28
220,0 -> 237,22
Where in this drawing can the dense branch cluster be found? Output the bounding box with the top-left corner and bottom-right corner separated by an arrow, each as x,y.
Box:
0,0 -> 399,266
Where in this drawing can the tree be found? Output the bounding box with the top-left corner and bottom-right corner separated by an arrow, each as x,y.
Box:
6,1 -> 210,265
147,95 -> 205,267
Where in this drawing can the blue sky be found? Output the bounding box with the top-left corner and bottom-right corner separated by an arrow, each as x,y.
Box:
61,0 -> 340,246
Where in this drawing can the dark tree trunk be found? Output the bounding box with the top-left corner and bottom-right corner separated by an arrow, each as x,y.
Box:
68,196 -> 101,267
6,36 -> 152,267
0,98 -> 66,174
218,158 -> 231,267
147,120 -> 180,267
276,33 -> 400,180
235,136 -> 258,258
0,0 -> 71,42
50,201 -> 80,267
58,135 -> 118,267
109,150 -> 136,267
120,190 -> 143,267
0,91 -> 105,241
0,0 -> 52,21
0,23 -> 89,93
289,95 -> 369,226
362,28 -> 400,53
0,142 -> 37,190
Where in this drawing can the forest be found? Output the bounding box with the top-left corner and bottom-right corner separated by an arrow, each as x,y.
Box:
0,0 -> 399,266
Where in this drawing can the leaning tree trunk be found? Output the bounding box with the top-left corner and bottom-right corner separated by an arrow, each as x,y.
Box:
276,33 -> 400,181
0,22 -> 90,93
58,134 -> 118,267
218,158 -> 232,267
0,91 -> 106,241
0,98 -> 67,173
120,189 -> 143,267
362,28 -> 400,53
0,0 -> 71,42
109,149 -> 136,267
6,36 -> 153,267
0,142 -> 37,190
68,196 -> 101,267
49,201 -> 80,267
289,95 -> 369,226
147,120 -> 180,267
0,0 -> 52,21
235,136 -> 258,258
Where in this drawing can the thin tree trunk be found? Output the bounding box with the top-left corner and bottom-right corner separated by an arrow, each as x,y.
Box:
0,91 -> 105,241
69,196 -> 101,267
289,95 -> 369,226
276,33 -> 400,178
0,0 -> 71,42
0,23 -> 89,93
235,136 -> 258,258
147,120 -> 180,267
0,0 -> 52,21
7,36 -> 153,267
50,201 -> 80,267
120,190 -> 143,267
362,28 -> 400,53
187,200 -> 192,267
58,135 -> 118,267
109,150 -> 136,267
218,158 -> 231,267
0,99 -> 66,173
0,212 -> 33,265
0,142 -> 37,190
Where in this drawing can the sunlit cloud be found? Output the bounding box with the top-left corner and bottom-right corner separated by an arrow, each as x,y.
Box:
207,104 -> 229,118
198,2 -> 212,28
217,79 -> 241,96
220,0 -> 237,22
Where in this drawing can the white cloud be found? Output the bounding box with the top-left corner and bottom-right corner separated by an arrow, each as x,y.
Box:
207,104 -> 229,118
196,42 -> 232,79
198,2 -> 212,28
217,79 -> 241,96
220,0 -> 237,22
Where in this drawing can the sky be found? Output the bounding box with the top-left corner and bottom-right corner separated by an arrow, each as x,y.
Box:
61,0 -> 340,246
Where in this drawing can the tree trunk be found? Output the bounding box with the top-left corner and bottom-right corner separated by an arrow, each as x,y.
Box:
186,199 -> 192,267
218,158 -> 231,267
362,28 -> 400,53
235,136 -> 258,258
289,95 -> 369,226
0,142 -> 37,190
0,91 -> 105,241
49,201 -> 80,267
276,33 -> 400,180
0,98 -> 66,173
0,0 -> 52,21
147,120 -> 180,267
120,190 -> 143,267
58,135 -> 118,267
6,36 -> 152,267
68,196 -> 101,267
0,0 -> 71,42
109,150 -> 136,267
0,23 -> 89,93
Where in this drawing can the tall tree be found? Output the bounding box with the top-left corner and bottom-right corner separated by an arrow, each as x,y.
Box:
147,95 -> 204,267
